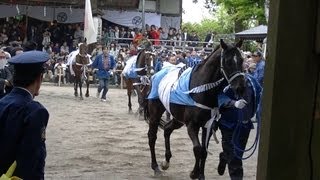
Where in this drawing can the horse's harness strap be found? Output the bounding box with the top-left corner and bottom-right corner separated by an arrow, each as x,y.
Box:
220,49 -> 245,84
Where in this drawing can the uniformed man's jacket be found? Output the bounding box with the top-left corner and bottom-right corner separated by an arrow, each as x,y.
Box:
0,87 -> 49,180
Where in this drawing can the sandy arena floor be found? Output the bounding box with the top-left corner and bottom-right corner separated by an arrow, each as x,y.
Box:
36,84 -> 258,180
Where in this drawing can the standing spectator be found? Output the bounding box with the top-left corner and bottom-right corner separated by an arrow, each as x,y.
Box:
52,43 -> 60,54
60,42 -> 70,54
92,46 -> 116,102
123,28 -> 133,44
167,28 -> 176,46
189,31 -> 200,47
114,26 -> 119,43
149,25 -> 160,45
252,51 -> 265,86
176,29 -> 183,46
42,29 -> 51,46
181,28 -> 190,46
0,28 -> 9,45
154,52 -> 166,72
115,54 -> 125,86
0,50 -> 12,99
91,43 -> 103,61
0,51 -> 50,179
204,31 -> 215,47
119,27 -> 126,43
74,25 -> 83,44
186,50 -> 202,67
159,28 -> 168,45
132,29 -> 143,48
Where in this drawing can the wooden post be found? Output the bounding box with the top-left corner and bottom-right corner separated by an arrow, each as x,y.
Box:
257,0 -> 320,179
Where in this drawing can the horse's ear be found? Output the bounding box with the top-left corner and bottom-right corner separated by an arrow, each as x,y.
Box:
220,39 -> 228,50
236,40 -> 243,48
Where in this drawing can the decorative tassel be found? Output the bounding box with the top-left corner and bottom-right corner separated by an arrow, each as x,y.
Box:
44,6 -> 46,17
184,78 -> 224,94
70,6 -> 72,14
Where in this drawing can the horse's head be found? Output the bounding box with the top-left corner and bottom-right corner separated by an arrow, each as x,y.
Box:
220,39 -> 246,97
79,43 -> 88,56
144,50 -> 156,76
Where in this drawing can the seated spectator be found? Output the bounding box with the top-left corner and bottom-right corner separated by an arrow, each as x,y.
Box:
60,42 -> 69,54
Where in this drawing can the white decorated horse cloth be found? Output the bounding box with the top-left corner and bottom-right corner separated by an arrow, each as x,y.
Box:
122,55 -> 138,78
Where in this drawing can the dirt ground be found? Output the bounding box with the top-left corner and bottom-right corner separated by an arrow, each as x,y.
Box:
36,84 -> 258,180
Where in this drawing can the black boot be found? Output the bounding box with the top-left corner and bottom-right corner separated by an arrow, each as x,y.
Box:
218,152 -> 227,175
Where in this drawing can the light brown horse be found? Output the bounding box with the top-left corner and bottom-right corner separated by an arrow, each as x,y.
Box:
123,49 -> 156,115
71,43 -> 91,100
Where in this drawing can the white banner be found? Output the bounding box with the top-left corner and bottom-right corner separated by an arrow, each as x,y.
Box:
84,0 -> 96,44
0,5 -> 83,23
102,10 -> 161,28
93,17 -> 102,42
0,5 -> 162,28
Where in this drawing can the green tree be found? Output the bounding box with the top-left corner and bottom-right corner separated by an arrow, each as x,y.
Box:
193,0 -> 267,32
182,5 -> 234,41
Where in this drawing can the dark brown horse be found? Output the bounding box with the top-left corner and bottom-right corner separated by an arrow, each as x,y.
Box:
146,40 -> 245,180
123,49 -> 156,115
71,43 -> 91,100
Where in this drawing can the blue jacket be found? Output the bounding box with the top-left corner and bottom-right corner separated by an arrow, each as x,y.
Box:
186,56 -> 202,67
253,60 -> 265,86
92,54 -> 116,79
218,74 -> 262,129
0,87 -> 49,180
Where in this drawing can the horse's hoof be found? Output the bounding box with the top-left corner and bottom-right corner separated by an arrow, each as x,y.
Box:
190,170 -> 200,179
199,174 -> 205,180
128,110 -> 133,114
161,159 -> 170,170
85,94 -> 89,97
154,167 -> 164,177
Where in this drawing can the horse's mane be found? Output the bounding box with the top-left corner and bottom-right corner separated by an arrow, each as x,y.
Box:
136,49 -> 145,65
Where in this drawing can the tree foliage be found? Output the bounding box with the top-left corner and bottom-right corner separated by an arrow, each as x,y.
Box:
192,0 -> 267,32
182,5 -> 234,40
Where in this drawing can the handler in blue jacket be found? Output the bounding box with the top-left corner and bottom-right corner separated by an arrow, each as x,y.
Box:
92,46 -> 116,102
0,51 -> 50,180
217,74 -> 262,180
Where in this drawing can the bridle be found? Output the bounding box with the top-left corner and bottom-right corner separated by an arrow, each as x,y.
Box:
220,48 -> 245,84
133,50 -> 155,86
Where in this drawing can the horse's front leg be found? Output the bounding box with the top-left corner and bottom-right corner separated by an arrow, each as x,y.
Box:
187,123 -> 202,180
148,99 -> 165,176
134,85 -> 143,116
74,80 -> 78,97
85,78 -> 90,97
126,79 -> 132,113
79,79 -> 83,100
161,119 -> 184,171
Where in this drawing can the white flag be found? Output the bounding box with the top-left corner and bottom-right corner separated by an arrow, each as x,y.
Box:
84,0 -> 97,44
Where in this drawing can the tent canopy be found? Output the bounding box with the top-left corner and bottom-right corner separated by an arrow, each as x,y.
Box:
235,25 -> 268,41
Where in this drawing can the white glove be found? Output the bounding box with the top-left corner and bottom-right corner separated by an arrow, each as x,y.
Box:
234,99 -> 247,109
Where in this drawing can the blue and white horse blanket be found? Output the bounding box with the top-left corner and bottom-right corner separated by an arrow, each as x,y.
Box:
148,62 -> 196,114
122,55 -> 138,79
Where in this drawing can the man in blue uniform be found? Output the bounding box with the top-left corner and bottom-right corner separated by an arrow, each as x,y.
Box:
92,46 -> 116,102
252,51 -> 265,86
0,51 -> 50,180
217,74 -> 262,180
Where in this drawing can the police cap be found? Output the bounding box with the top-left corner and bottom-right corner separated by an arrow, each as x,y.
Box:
8,50 -> 50,64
